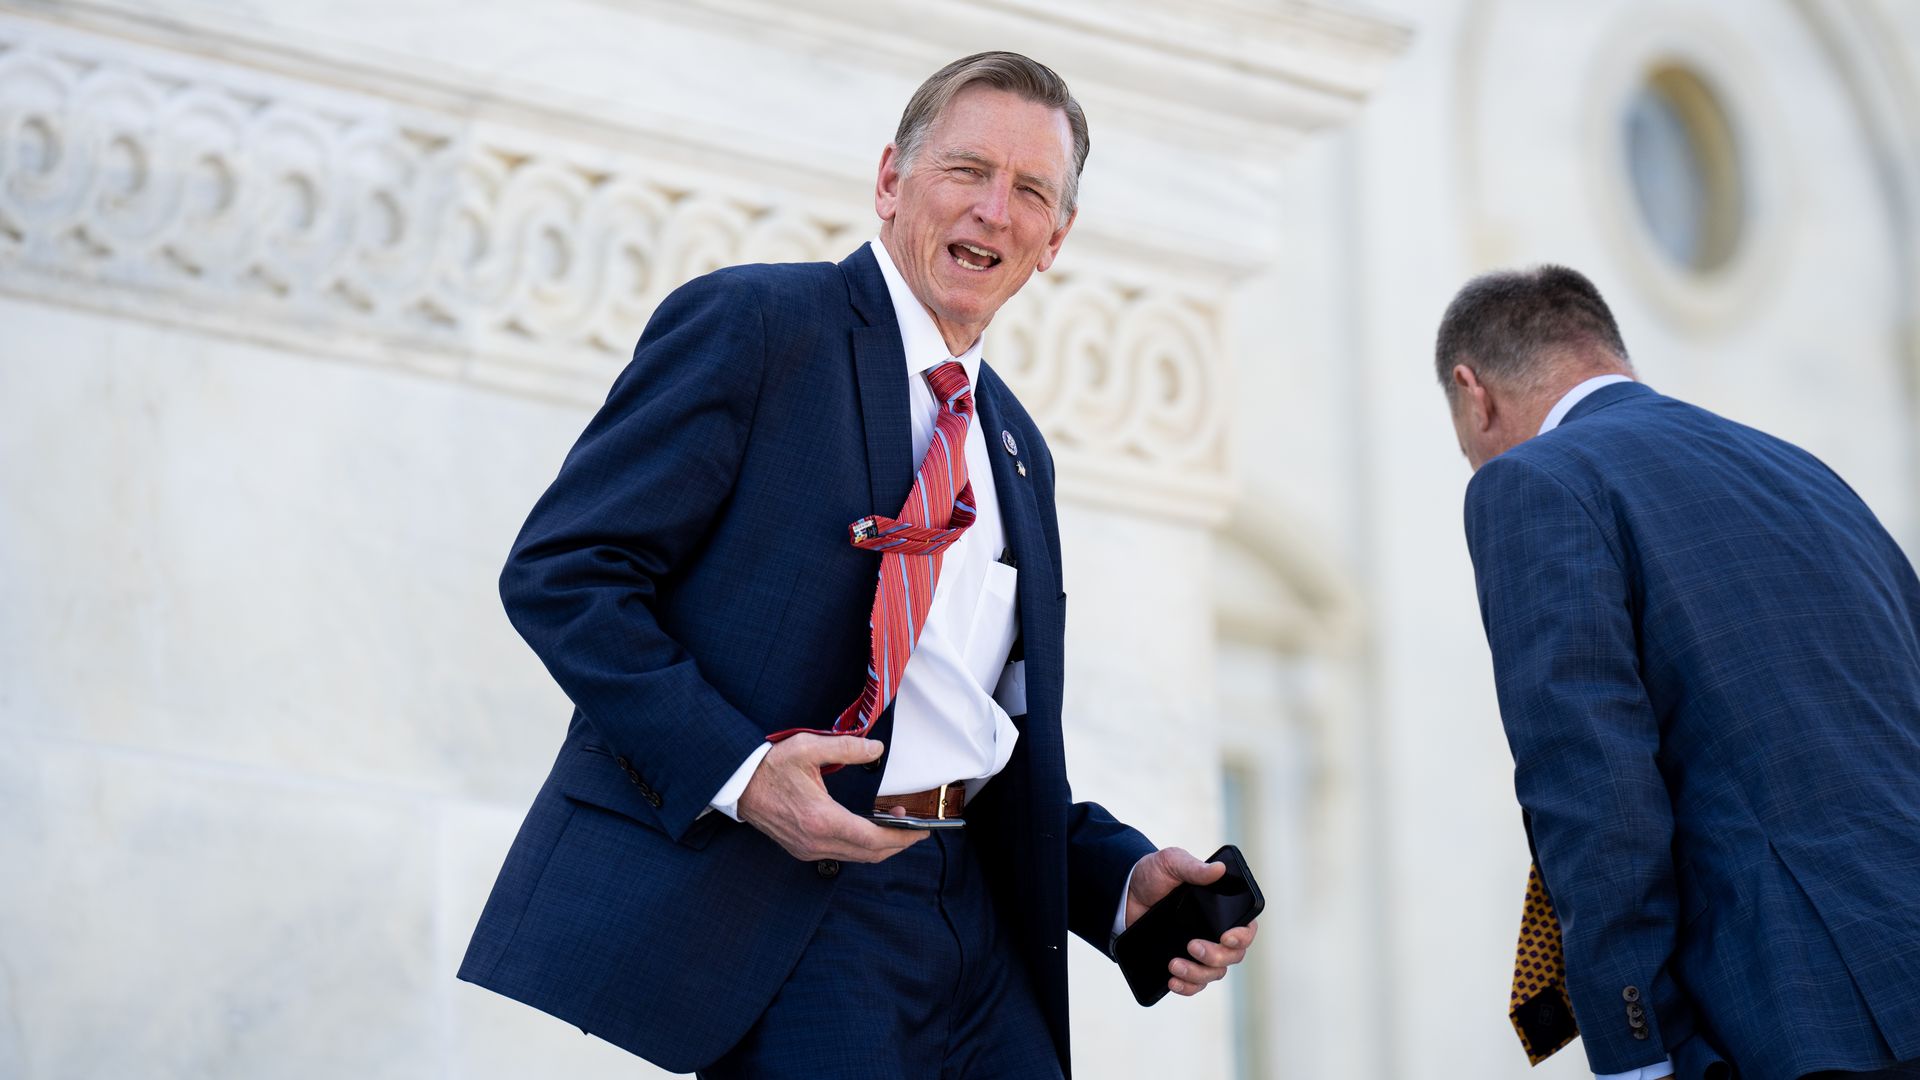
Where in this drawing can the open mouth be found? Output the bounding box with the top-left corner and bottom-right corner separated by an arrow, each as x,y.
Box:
947,242 -> 1002,272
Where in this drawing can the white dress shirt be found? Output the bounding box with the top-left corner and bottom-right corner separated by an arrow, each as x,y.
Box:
1539,373 -> 1672,1080
706,238 -> 1021,817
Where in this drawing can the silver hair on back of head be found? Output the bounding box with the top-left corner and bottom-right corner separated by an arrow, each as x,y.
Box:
892,51 -> 1088,227
1434,264 -> 1633,401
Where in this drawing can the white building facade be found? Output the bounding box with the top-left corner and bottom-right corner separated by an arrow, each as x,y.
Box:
1,1 -> 1914,1077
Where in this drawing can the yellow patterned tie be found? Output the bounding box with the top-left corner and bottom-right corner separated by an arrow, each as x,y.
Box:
1510,863 -> 1579,1064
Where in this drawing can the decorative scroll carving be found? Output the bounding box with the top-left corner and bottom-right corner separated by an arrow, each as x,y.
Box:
991,279 -> 1225,473
0,17 -> 1230,519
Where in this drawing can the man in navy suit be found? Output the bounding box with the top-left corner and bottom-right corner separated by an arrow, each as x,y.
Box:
1438,265 -> 1920,1080
460,52 -> 1254,1078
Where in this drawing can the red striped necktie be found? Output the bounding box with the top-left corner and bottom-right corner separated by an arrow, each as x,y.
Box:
766,360 -> 977,752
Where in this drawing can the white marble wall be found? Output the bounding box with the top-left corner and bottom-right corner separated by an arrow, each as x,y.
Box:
0,294 -> 611,1077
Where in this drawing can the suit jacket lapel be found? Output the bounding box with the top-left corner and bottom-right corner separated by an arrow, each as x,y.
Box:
975,363 -> 1060,734
974,371 -> 1052,591
841,247 -> 915,513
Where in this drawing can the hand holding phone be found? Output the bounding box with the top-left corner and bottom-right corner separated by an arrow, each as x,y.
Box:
1114,844 -> 1264,1006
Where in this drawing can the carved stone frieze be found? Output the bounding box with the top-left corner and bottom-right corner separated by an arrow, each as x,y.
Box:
0,14 -> 1230,519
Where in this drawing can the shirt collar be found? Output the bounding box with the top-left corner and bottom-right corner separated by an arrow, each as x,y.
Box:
870,237 -> 984,383
1539,374 -> 1635,436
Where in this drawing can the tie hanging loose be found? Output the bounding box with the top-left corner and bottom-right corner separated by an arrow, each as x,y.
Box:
764,361 -> 976,757
1509,862 -> 1579,1064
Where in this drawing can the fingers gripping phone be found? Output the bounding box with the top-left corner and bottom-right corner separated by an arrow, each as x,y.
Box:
1114,844 -> 1264,1007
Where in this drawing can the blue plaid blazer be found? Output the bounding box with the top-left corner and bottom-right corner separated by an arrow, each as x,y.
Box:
1465,381 -> 1920,1080
458,246 -> 1152,1076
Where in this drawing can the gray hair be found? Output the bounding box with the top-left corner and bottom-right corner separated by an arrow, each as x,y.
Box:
1434,264 -> 1633,400
893,51 -> 1088,226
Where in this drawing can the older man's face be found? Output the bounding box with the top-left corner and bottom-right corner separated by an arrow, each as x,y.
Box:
875,85 -> 1077,355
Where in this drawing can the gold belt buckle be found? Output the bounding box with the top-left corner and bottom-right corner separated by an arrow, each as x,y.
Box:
936,783 -> 949,820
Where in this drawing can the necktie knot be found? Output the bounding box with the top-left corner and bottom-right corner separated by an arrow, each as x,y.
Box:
926,360 -> 972,409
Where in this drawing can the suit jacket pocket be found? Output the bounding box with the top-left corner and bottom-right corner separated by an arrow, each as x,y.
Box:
568,744 -> 725,850
964,560 -> 1020,689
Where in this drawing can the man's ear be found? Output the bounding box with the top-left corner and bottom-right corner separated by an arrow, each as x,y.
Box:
1035,207 -> 1076,272
1452,363 -> 1495,432
874,144 -> 903,223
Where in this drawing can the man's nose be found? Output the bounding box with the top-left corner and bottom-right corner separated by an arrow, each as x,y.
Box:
973,180 -> 1012,230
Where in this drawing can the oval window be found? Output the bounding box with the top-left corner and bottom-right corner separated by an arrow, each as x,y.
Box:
1623,65 -> 1745,275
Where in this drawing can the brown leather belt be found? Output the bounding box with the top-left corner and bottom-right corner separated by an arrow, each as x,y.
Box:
875,781 -> 966,820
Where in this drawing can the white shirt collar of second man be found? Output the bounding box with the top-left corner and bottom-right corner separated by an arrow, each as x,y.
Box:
870,237 -> 985,387
1539,373 -> 1635,436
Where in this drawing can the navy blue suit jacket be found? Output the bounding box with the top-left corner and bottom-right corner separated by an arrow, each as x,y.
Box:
1465,381 -> 1920,1080
459,246 -> 1154,1075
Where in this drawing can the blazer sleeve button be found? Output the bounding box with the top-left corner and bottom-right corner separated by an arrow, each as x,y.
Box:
816,860 -> 840,878
1622,986 -> 1641,1003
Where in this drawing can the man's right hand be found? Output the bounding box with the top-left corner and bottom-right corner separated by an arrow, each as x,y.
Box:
736,733 -> 928,863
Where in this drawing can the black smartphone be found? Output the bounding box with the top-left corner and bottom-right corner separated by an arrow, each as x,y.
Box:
869,811 -> 966,831
1113,844 -> 1264,1007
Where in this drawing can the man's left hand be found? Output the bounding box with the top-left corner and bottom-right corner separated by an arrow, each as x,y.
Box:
1123,847 -> 1260,997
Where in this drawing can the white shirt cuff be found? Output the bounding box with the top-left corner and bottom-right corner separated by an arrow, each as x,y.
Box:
1109,862 -> 1140,952
1597,1057 -> 1673,1080
706,742 -> 772,822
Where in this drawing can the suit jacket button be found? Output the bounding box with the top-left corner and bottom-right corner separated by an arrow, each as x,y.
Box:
863,746 -> 885,773
1622,986 -> 1641,1003
816,860 -> 840,878
615,756 -> 632,770
1633,1028 -> 1649,1040
1627,1004 -> 1645,1020
1628,1015 -> 1647,1029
